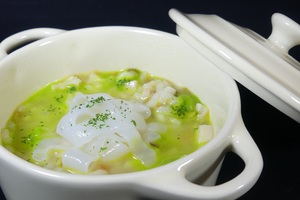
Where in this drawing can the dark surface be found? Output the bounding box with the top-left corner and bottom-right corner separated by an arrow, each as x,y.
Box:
0,0 -> 300,199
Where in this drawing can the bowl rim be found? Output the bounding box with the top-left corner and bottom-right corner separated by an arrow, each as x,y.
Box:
0,25 -> 240,183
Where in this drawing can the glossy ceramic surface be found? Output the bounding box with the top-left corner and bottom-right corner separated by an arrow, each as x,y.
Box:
0,27 -> 262,200
169,9 -> 300,123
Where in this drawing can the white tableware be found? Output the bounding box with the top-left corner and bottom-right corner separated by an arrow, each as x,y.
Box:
0,24 -> 262,200
169,9 -> 300,123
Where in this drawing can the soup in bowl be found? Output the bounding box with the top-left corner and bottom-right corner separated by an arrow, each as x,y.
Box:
0,26 -> 262,200
2,68 -> 213,175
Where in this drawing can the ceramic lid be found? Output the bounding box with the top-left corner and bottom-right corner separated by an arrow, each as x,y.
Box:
169,9 -> 300,123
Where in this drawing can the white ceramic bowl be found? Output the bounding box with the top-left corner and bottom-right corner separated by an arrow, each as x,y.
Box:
0,27 -> 263,200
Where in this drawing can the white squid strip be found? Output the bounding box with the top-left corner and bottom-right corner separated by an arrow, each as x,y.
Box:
53,92 -> 157,172
100,141 -> 131,162
117,127 -> 156,166
82,135 -> 129,161
62,148 -> 97,173
32,137 -> 71,161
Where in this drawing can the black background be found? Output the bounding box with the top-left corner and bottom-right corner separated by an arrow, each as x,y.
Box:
0,0 -> 300,199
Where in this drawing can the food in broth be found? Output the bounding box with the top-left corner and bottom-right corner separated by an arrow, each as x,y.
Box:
1,69 -> 213,174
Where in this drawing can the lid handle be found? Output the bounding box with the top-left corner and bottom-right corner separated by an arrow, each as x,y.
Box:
268,13 -> 300,53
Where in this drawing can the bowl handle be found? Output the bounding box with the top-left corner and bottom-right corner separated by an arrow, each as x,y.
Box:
143,115 -> 263,200
0,28 -> 65,60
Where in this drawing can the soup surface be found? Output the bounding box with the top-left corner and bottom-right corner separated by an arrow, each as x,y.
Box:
1,69 -> 213,174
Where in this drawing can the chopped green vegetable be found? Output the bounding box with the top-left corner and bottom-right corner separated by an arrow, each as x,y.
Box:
170,94 -> 198,119
85,96 -> 106,108
116,78 -> 130,88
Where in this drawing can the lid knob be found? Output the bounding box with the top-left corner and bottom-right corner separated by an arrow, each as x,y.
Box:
268,13 -> 300,53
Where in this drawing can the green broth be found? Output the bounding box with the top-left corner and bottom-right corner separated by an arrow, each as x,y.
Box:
1,68 -> 212,174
